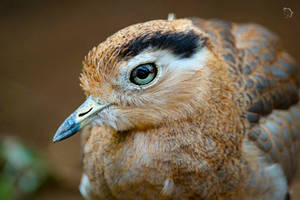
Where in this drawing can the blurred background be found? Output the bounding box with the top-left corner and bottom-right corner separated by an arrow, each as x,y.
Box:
0,0 -> 299,199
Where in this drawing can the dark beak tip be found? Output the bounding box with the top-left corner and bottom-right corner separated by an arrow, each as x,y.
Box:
52,137 -> 59,143
52,133 -> 61,143
52,96 -> 102,144
52,123 -> 80,143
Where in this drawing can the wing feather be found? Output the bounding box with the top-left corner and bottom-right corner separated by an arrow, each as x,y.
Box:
233,23 -> 300,183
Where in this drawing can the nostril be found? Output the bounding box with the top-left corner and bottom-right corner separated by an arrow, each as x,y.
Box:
78,108 -> 93,117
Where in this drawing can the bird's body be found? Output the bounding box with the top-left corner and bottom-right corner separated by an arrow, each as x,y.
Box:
54,18 -> 300,200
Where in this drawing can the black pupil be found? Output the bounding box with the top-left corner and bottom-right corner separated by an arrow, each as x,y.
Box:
136,66 -> 150,79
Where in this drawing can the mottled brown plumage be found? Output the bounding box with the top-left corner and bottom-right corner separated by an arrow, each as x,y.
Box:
54,17 -> 300,200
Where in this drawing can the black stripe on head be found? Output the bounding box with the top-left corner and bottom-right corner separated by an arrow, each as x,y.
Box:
119,30 -> 206,59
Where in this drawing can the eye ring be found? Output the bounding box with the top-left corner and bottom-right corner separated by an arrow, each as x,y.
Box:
129,63 -> 157,85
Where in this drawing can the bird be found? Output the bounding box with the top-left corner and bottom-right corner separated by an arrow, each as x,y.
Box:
52,16 -> 300,200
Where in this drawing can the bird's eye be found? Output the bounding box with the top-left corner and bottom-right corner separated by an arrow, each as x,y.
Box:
129,63 -> 157,85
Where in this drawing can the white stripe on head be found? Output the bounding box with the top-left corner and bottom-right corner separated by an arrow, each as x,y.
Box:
118,46 -> 211,90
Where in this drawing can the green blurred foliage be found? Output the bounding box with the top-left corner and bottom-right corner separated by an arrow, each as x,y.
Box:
0,138 -> 51,200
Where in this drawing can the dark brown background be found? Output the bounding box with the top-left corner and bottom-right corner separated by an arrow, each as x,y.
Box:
1,0 -> 299,199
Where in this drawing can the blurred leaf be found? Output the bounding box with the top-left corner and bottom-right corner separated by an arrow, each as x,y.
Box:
0,175 -> 14,200
0,137 -> 52,199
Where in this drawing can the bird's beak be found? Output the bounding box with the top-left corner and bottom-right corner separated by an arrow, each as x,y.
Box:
52,96 -> 109,143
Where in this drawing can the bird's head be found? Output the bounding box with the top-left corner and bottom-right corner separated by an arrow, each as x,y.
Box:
53,19 -> 234,142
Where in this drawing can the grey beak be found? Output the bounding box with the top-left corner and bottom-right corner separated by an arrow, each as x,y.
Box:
52,96 -> 109,142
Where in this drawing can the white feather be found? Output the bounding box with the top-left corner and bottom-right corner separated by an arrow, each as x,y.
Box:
118,47 -> 211,90
79,173 -> 93,200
